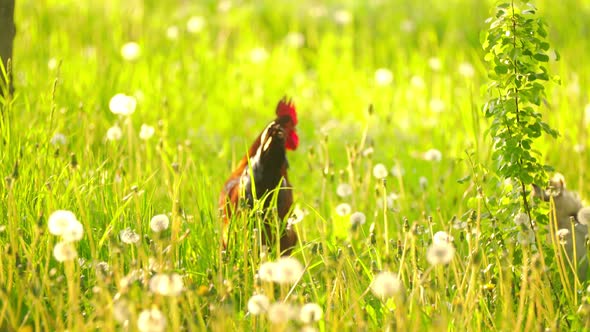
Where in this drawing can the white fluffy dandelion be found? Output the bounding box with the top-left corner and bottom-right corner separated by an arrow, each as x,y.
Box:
513,212 -> 530,226
112,298 -> 131,323
285,32 -> 305,48
53,241 -> 78,262
333,9 -> 352,25
106,125 -> 123,141
109,93 -> 137,116
137,307 -> 167,332
299,303 -> 323,324
139,124 -> 155,140
374,68 -> 393,86
423,148 -> 442,162
120,227 -> 140,244
335,203 -> 352,216
429,98 -> 445,113
517,228 -> 535,245
247,294 -> 270,315
120,42 -> 141,61
250,47 -> 269,64
428,57 -> 442,71
350,211 -> 366,226
336,183 -> 353,197
267,302 -> 296,324
48,58 -> 59,71
258,261 -> 277,282
48,210 -> 78,236
186,16 -> 206,34
426,242 -> 455,265
272,257 -> 304,284
288,205 -> 306,225
370,271 -> 403,299
149,273 -> 184,296
61,219 -> 84,242
458,62 -> 475,78
432,231 -> 453,245
166,26 -> 179,40
50,133 -> 67,146
150,214 -> 170,233
556,228 -> 570,244
373,163 -> 388,179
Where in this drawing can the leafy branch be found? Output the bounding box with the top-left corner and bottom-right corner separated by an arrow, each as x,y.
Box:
481,0 -> 559,224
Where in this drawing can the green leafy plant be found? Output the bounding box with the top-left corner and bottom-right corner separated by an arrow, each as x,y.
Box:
481,0 -> 559,222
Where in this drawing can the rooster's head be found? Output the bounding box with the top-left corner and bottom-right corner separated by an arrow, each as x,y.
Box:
275,97 -> 299,150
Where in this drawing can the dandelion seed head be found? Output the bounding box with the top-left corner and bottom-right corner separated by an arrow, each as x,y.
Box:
370,271 -> 403,299
48,58 -> 59,71
150,214 -> 170,233
362,146 -> 374,157
335,203 -> 352,216
299,303 -> 323,324
139,124 -> 155,140
373,163 -> 388,179
350,211 -> 366,226
288,205 -> 306,225
285,32 -> 305,48
273,257 -> 304,284
419,176 -> 428,189
513,212 -> 530,226
400,19 -> 415,33
149,273 -> 184,296
517,228 -> 535,245
186,16 -> 206,34
48,210 -> 78,236
113,298 -> 130,323
391,164 -> 405,177
458,62 -> 475,78
53,241 -> 78,262
333,9 -> 352,25
423,148 -> 443,161
120,227 -> 140,244
336,183 -> 353,197
50,132 -> 67,146
61,219 -> 84,242
374,68 -> 393,86
429,98 -> 445,113
410,75 -> 425,89
428,57 -> 442,71
250,47 -> 268,64
426,242 -> 455,265
137,307 -> 167,332
166,26 -> 179,40
120,42 -> 141,61
106,125 -> 123,141
433,231 -> 453,245
247,294 -> 270,315
258,261 -> 277,282
556,228 -> 570,244
109,93 -> 137,116
267,302 -> 296,323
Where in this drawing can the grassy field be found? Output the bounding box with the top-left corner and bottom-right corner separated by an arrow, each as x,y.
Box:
2,0 -> 590,330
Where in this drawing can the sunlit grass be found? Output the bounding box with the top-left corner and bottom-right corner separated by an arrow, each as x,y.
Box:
2,0 -> 590,330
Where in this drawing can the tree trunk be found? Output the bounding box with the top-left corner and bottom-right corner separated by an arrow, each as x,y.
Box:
0,0 -> 16,96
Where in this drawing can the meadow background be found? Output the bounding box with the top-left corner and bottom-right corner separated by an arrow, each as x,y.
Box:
2,0 -> 590,330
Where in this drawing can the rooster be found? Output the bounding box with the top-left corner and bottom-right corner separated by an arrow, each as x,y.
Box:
219,97 -> 299,255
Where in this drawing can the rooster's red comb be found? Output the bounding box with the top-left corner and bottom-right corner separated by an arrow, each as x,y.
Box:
276,97 -> 297,125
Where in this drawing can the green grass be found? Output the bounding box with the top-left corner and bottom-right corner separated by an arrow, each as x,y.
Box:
2,0 -> 590,330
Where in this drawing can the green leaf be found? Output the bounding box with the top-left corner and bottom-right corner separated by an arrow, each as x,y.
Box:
533,53 -> 549,62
